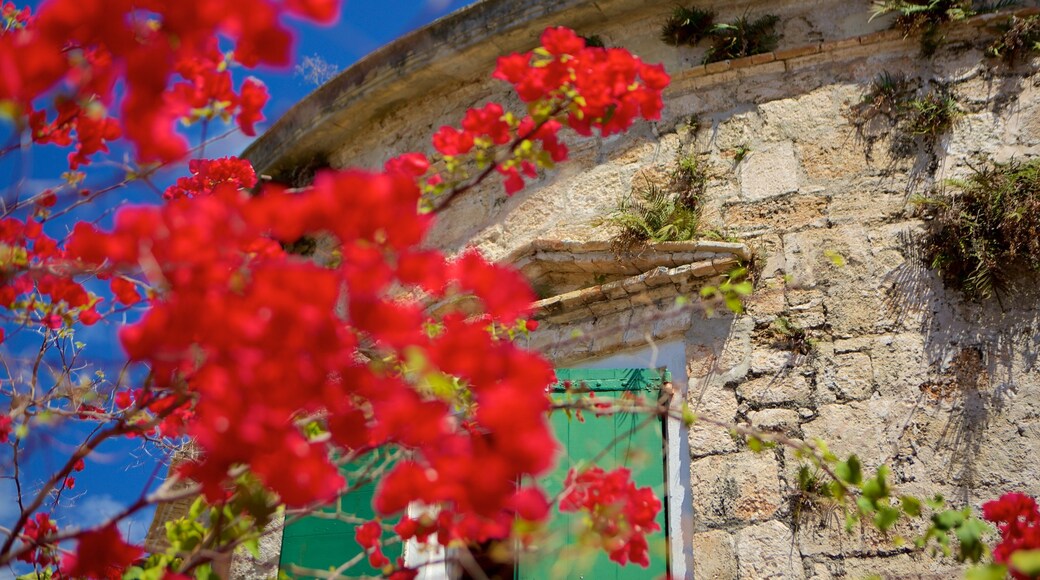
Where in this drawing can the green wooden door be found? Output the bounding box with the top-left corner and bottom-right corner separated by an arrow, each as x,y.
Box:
517,368 -> 669,580
279,450 -> 402,579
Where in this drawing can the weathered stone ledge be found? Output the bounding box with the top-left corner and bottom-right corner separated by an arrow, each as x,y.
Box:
510,239 -> 750,282
672,7 -> 1040,89
532,256 -> 744,324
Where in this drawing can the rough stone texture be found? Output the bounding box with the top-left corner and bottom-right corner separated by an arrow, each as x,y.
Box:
692,530 -> 738,580
229,518 -> 284,580
239,0 -> 1040,575
691,452 -> 782,528
739,141 -> 802,202
736,520 -> 805,579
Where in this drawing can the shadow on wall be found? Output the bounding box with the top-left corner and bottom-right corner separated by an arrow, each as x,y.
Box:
883,228 -> 1039,501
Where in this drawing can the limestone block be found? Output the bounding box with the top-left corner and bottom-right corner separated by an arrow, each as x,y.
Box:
688,383 -> 740,458
817,352 -> 875,401
758,88 -> 846,142
736,520 -> 805,579
801,401 -> 910,471
739,141 -> 801,201
690,451 -> 782,527
827,183 -> 907,225
747,408 -> 801,433
811,553 -> 963,578
748,278 -> 788,322
723,194 -> 828,233
870,333 -> 929,403
750,348 -> 797,376
737,373 -> 813,406
692,530 -> 738,580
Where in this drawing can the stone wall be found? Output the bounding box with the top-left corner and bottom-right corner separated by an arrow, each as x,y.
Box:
246,0 -> 1040,577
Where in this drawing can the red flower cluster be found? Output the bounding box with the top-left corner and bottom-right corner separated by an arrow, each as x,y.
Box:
62,524 -> 143,580
16,513 -> 58,567
983,493 -> 1040,579
168,43 -> 269,138
29,98 -> 122,169
0,16 -> 676,575
162,156 -> 258,201
0,0 -> 327,163
559,467 -> 662,567
66,166 -> 555,521
493,27 -> 669,136
423,27 -> 668,195
0,217 -> 99,332
354,521 -> 391,568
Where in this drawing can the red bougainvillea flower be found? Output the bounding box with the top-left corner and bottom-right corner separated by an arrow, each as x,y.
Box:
559,467 -> 662,567
62,524 -> 143,579
983,493 -> 1040,579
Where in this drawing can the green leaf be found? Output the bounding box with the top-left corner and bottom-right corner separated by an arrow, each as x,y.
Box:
835,455 -> 863,485
965,564 -> 1009,580
243,537 -> 261,558
861,465 -> 890,503
926,494 -> 946,510
955,516 -> 990,563
874,504 -> 900,531
188,497 -> 206,520
932,509 -> 965,531
824,249 -> 846,267
731,280 -> 754,296
747,436 -> 765,453
1010,549 -> 1040,577
900,495 -> 922,518
724,295 -> 744,313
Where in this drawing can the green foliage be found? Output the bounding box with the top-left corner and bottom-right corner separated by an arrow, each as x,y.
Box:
601,155 -> 710,251
672,153 -> 710,206
850,75 -> 960,148
1010,550 -> 1040,577
904,89 -> 961,138
703,13 -> 781,64
126,474 -> 280,579
870,0 -> 1019,55
987,15 -> 1040,65
917,157 -> 1040,299
856,72 -> 917,121
764,315 -> 814,355
731,144 -> 752,164
602,182 -> 700,251
660,6 -> 715,46
699,265 -> 754,314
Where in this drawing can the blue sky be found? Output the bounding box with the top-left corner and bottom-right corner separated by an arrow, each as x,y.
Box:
0,1 -> 474,574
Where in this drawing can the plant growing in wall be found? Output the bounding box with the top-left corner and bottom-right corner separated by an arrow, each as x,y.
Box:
916,157 -> 1040,300
764,315 -> 815,355
599,154 -> 711,251
987,14 -> 1040,64
601,181 -> 701,251
703,13 -> 782,64
870,0 -> 1020,56
850,74 -> 961,151
904,87 -> 962,140
660,6 -> 715,46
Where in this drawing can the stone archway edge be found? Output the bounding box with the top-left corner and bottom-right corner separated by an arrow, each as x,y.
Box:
522,240 -> 751,324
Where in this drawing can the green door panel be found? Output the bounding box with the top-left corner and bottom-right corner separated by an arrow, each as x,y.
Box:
279,450 -> 402,579
518,368 -> 669,580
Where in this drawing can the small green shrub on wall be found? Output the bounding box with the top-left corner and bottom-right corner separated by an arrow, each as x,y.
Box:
660,6 -> 715,46
987,14 -> 1040,65
703,13 -> 781,63
849,74 -> 961,149
916,157 -> 1040,300
599,154 -> 710,252
870,0 -> 1020,56
659,8 -> 781,64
